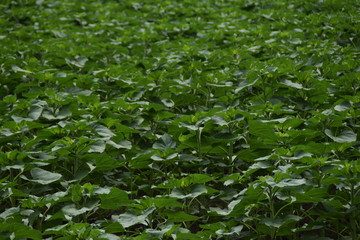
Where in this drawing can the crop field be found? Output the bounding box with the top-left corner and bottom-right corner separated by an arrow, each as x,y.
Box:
0,0 -> 360,239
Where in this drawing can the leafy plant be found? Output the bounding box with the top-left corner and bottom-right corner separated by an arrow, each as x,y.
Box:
0,0 -> 359,239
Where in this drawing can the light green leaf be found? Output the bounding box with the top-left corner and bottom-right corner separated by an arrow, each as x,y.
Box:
107,140 -> 132,149
65,56 -> 88,68
94,125 -> 115,138
30,168 -> 62,184
261,215 -> 301,228
216,225 -> 243,236
98,233 -> 121,240
29,105 -> 43,120
88,141 -> 106,153
334,101 -> 351,112
12,65 -> 33,74
153,134 -> 176,150
170,184 -> 207,199
62,204 -> 91,217
275,178 -> 307,188
179,122 -> 198,131
112,207 -> 155,228
281,79 -> 309,90
325,129 -> 357,143
235,79 -> 258,93
212,115 -> 228,126
0,207 -> 20,219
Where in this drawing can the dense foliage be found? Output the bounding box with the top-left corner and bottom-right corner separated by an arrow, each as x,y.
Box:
1,0 -> 360,239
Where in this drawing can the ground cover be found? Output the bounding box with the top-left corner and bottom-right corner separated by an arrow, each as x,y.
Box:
0,0 -> 360,239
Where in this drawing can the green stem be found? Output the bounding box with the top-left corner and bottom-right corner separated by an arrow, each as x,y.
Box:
196,129 -> 202,158
267,187 -> 278,240
349,183 -> 358,239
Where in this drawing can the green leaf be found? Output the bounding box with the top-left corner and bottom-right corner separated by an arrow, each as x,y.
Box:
153,134 -> 176,150
98,233 -> 121,240
112,207 -> 155,228
29,168 -> 62,185
89,153 -> 122,171
0,223 -> 41,240
212,115 -> 228,126
334,101 -> 351,112
94,125 -> 115,138
29,105 -> 44,120
140,197 -> 182,209
0,207 -> 20,219
280,79 -> 309,90
261,215 -> 301,228
170,184 -> 208,199
163,210 -> 199,222
62,204 -> 92,217
12,65 -> 33,74
107,140 -> 132,149
215,225 -> 243,236
88,141 -> 106,153
249,120 -> 278,143
325,129 -> 357,143
100,188 -> 130,209
235,79 -> 258,93
295,188 -> 327,203
65,56 -> 88,68
275,178 -> 307,188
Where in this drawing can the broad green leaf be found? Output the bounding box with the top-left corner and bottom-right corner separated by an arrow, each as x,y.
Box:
94,125 -> 115,138
29,168 -> 62,184
280,79 -> 309,90
215,225 -> 243,236
153,134 -> 176,150
182,174 -> 214,186
275,178 -> 307,188
100,188 -> 130,209
334,101 -> 351,112
88,141 -> 106,153
295,188 -> 327,203
235,79 -> 258,93
65,56 -> 88,68
0,207 -> 20,219
325,129 -> 357,143
245,162 -> 271,176
146,223 -> 177,238
88,153 -> 122,171
62,204 -> 93,217
0,223 -> 41,240
107,140 -> 132,149
112,207 -> 155,228
29,105 -> 43,120
140,197 -> 182,209
170,184 -> 207,199
98,233 -> 121,240
281,151 -> 312,160
249,120 -> 278,142
163,210 -> 199,222
210,199 -> 242,216
212,115 -> 228,126
12,65 -> 33,74
190,184 -> 208,197
179,122 -> 198,131
261,215 -> 301,228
